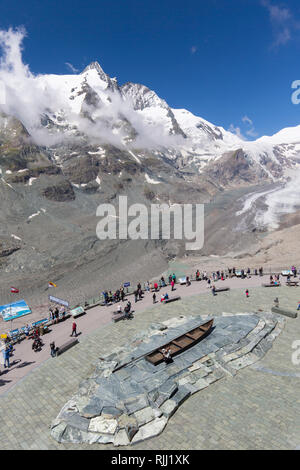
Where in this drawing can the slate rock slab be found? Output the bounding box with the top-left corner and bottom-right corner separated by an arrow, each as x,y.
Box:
50,312 -> 283,446
89,416 -> 118,434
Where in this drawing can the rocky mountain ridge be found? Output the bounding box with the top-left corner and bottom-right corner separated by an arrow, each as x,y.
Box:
0,60 -> 300,305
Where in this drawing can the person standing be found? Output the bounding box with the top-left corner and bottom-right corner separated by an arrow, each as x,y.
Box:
71,322 -> 77,337
246,289 -> 249,298
50,341 -> 56,358
3,346 -> 10,368
24,324 -> 30,337
153,292 -> 156,304
54,307 -> 59,324
60,306 -> 66,321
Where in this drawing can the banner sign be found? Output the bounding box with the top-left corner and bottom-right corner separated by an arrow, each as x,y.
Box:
0,300 -> 31,322
48,295 -> 69,308
123,282 -> 131,287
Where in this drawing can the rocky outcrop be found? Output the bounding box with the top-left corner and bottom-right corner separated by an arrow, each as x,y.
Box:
40,177 -> 76,202
204,149 -> 271,187
50,313 -> 284,446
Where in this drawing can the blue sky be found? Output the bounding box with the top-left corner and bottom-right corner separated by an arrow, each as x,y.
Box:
0,0 -> 300,139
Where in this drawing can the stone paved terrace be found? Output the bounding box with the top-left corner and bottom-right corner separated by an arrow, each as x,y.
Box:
0,285 -> 299,450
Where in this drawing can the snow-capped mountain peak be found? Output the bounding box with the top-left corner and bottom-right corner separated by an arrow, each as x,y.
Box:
1,54 -> 300,185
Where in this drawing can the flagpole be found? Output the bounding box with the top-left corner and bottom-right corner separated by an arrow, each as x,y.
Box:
9,287 -> 19,332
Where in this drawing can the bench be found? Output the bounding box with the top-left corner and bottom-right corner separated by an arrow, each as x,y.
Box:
32,318 -> 49,328
32,318 -> 49,335
214,287 -> 230,293
20,325 -> 33,337
286,281 -> 299,287
262,283 -> 281,287
8,328 -> 21,343
113,311 -> 133,322
113,313 -> 127,322
271,306 -> 297,319
163,296 -> 181,304
59,312 -> 70,321
70,306 -> 86,318
56,338 -> 79,356
113,310 -> 127,315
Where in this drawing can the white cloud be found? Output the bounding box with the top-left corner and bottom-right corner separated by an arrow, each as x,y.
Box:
242,115 -> 258,138
273,27 -> 291,46
65,62 -> 79,73
261,0 -> 297,47
242,115 -> 253,126
0,27 -> 187,151
228,124 -> 246,140
190,46 -> 197,55
246,127 -> 259,138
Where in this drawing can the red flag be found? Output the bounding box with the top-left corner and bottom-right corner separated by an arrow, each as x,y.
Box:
10,287 -> 19,293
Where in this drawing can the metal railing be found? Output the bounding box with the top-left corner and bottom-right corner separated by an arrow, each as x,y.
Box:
80,265 -> 299,308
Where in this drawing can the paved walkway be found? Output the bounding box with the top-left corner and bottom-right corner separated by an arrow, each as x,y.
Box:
0,279 -> 299,449
0,274 -> 285,394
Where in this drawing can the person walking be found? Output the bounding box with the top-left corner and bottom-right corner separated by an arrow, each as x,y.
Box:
153,292 -> 156,304
50,341 -> 56,358
71,322 -> 77,337
246,289 -> 249,298
297,301 -> 300,311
